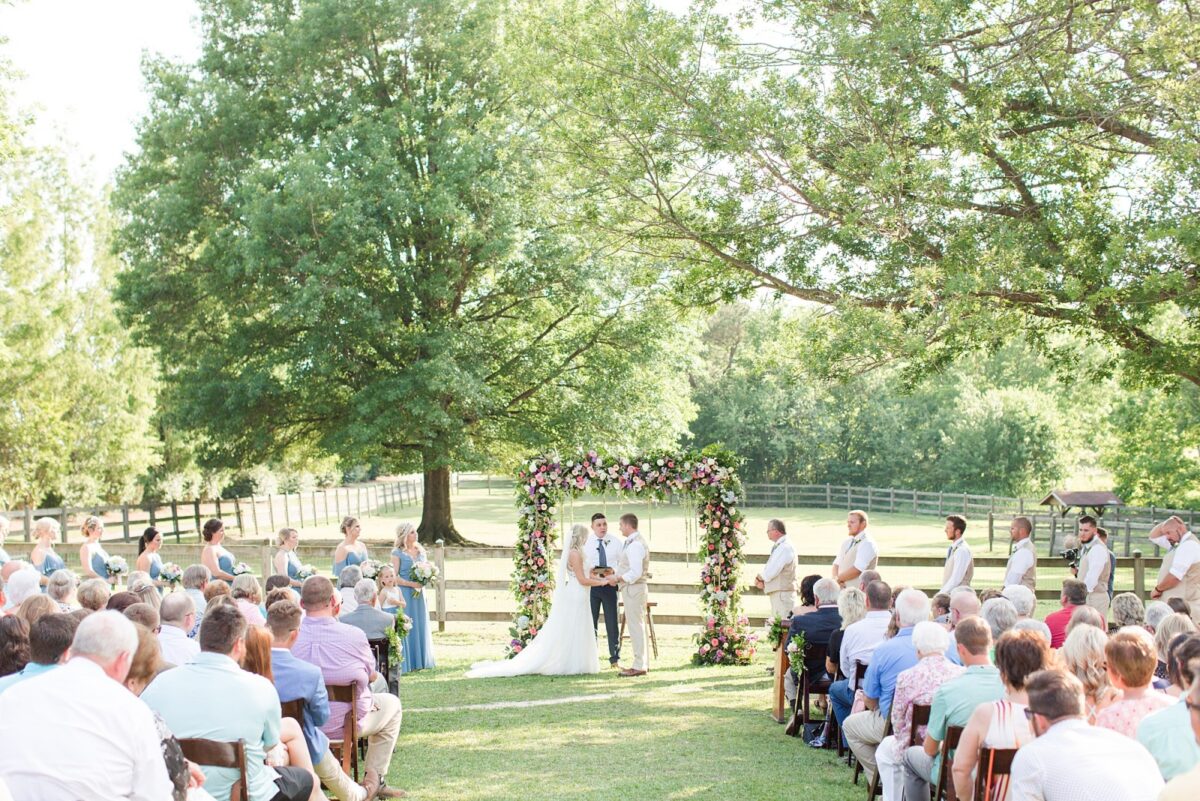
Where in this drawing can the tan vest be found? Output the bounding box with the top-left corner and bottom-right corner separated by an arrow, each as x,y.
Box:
764,541 -> 796,594
836,535 -> 877,587
1007,540 -> 1037,591
942,540 -> 974,589
1079,542 -> 1111,595
618,533 -> 650,585
1158,533 -> 1200,624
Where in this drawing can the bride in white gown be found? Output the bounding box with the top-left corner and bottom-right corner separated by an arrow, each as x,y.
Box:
467,523 -> 611,677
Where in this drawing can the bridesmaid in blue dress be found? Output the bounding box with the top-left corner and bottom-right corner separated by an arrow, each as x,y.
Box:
200,518 -> 237,585
135,526 -> 166,589
332,516 -> 369,578
391,522 -> 435,672
77,515 -> 114,585
30,518 -> 66,589
272,527 -> 304,590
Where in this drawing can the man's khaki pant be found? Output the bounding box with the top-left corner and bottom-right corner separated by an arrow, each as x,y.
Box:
622,583 -> 649,671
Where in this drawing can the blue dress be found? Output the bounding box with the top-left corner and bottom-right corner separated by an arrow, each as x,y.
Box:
285,550 -> 302,582
332,544 -> 367,578
39,550 -> 66,585
215,546 -> 235,584
87,542 -> 111,580
394,548 -> 435,672
147,552 -> 163,580
0,546 -> 10,566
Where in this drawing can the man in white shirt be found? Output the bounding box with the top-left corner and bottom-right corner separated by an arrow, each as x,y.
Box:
1074,515 -> 1112,619
158,592 -> 200,666
1151,515 -> 1200,624
828,580 -> 893,744
939,515 -> 974,594
611,513 -> 650,677
1004,516 -> 1037,590
833,510 -> 879,589
1011,668 -> 1163,801
583,513 -> 623,667
756,519 -> 797,618
0,611 -> 173,801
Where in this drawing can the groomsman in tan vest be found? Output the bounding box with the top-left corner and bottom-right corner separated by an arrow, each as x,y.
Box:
832,510 -> 878,589
1150,515 -> 1200,624
756,519 -> 797,618
1003,517 -> 1037,591
939,514 -> 974,594
1074,515 -> 1112,619
614,512 -> 650,677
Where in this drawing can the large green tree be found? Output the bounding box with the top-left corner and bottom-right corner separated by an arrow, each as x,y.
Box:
114,0 -> 692,543
534,0 -> 1200,388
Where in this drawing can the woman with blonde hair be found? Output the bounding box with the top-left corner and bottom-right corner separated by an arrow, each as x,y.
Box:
1060,624 -> 1119,723
128,577 -> 162,612
78,516 -> 114,584
30,518 -> 66,588
390,522 -> 433,672
46,569 -> 78,611
230,574 -> 266,626
272,528 -> 303,589
332,516 -> 368,577
825,586 -> 866,678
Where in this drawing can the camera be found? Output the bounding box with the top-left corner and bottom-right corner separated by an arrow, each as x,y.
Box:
1060,547 -> 1080,571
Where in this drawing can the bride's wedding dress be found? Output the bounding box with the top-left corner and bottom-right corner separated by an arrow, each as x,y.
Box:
466,549 -> 599,677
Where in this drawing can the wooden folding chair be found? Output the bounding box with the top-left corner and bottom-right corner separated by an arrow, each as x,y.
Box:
325,682 -> 360,782
367,637 -> 390,678
973,747 -> 1017,801
787,641 -> 831,737
849,661 -> 869,776
280,698 -> 305,724
178,737 -> 248,801
933,725 -> 964,801
866,702 -> 930,798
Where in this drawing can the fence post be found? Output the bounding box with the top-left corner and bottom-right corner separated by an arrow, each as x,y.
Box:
846,486 -> 851,508
121,505 -> 131,541
1030,515 -> 1037,544
215,498 -> 223,521
962,493 -> 968,514
987,512 -> 994,552
866,487 -> 872,512
193,500 -> 202,538
1019,498 -> 1025,515
434,539 -> 446,633
825,484 -> 831,508
267,495 -> 275,532
260,544 -> 271,578
297,491 -> 305,528
23,506 -> 33,543
311,492 -> 318,526
938,492 -> 944,516
784,484 -> 789,507
890,488 -> 895,513
234,497 -> 244,536
1124,520 -> 1132,557
1133,549 -> 1145,598
171,500 -> 181,542
250,496 -> 259,538
1048,517 -> 1057,557
59,506 -> 69,544
283,494 -> 291,528
323,489 -> 331,523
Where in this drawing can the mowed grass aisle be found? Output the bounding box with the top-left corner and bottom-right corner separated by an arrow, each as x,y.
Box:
384,628 -> 859,801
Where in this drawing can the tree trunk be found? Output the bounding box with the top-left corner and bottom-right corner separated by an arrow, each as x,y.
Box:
418,459 -> 468,545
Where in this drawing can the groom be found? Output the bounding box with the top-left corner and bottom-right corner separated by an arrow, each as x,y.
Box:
584,513 -> 622,668
611,512 -> 650,677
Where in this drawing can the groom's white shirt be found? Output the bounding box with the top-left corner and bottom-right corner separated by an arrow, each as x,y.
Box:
620,532 -> 647,585
583,532 -> 622,574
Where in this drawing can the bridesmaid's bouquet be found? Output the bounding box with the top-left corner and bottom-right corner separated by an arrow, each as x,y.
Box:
295,564 -> 317,580
231,562 -> 253,576
359,559 -> 383,580
105,555 -> 129,577
160,562 -> 183,586
411,562 -> 439,596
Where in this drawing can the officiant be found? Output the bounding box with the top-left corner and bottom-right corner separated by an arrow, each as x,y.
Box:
584,513 -> 623,668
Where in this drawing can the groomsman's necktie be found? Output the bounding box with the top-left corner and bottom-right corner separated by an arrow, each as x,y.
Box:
598,540 -> 608,569
946,545 -> 953,560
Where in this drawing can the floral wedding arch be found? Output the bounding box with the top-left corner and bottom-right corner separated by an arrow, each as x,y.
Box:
509,447 -> 757,665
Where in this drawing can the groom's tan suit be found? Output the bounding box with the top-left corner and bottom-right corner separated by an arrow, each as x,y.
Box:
618,531 -> 650,672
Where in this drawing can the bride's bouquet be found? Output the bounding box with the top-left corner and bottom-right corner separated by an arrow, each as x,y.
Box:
411,561 -> 439,596
105,555 -> 129,578
359,559 -> 383,580
295,564 -> 317,581
160,562 -> 183,586
231,561 -> 253,576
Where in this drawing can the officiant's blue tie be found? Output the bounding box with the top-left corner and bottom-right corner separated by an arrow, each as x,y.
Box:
598,541 -> 608,569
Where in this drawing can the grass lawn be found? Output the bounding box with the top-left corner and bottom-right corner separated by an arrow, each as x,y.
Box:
384,627 -> 861,801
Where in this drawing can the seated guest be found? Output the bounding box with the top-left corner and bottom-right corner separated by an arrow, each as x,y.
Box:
142,604 -> 315,801
293,576 -> 404,798
1114,592 -> 1148,630
1159,660 -> 1200,800
932,593 -> 951,624
1061,624 -> 1118,723
1045,579 -> 1087,648
1069,604 -> 1108,635
900,617 -> 1003,801
76,577 -> 112,612
240,626 -> 321,778
106,591 -> 141,614
844,588 -> 930,784
1139,634 -> 1200,780
1168,598 -> 1192,619
825,586 -> 866,680
1011,669 -> 1163,800
266,587 -> 297,612
341,580 -> 398,642
981,597 -> 1018,642
952,629 -> 1050,801
945,587 -> 982,665
266,601 -> 377,801
182,564 -> 211,637
785,577 -> 842,702
859,570 -> 882,588
1001,584 -> 1036,621
3,568 -> 39,610
877,622 -> 960,801
828,581 -> 893,741
123,603 -> 160,634
791,574 -> 822,617
336,566 -> 363,616
1156,614 -> 1198,683
1096,628 -> 1174,737
232,574 -> 267,626
158,593 -> 200,666
978,588 -> 1002,604
16,594 -> 58,627
265,574 -> 292,595
0,614 -> 77,693
0,617 -> 29,677
1012,617 -> 1052,646
128,577 -> 162,612
46,569 -> 78,611
204,580 -> 231,607
0,611 -> 174,798
1147,601 -> 1174,633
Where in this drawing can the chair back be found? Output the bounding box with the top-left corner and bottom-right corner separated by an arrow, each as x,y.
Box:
280,698 -> 305,723
368,637 -> 390,678
973,747 -> 1017,800
325,682 -> 360,778
179,738 -> 248,801
933,725 -> 964,801
909,703 -> 931,747
853,660 -> 869,688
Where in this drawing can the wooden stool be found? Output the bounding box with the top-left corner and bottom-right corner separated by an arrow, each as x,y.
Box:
617,600 -> 659,660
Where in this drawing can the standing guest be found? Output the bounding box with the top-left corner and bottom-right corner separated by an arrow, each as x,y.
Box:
1114,592 -> 1149,630
755,519 -> 797,618
832,510 -> 878,589
135,527 -> 165,586
266,600 -> 377,801
46,569 -> 78,611
1010,669 -> 1163,801
1003,516 -> 1037,590
1098,528 -> 1118,599
1001,585 -> 1036,621
200,518 -> 237,585
1140,635 -> 1200,782
792,575 -> 823,618
1044,579 -> 1087,648
273,528 -> 304,590
182,564 -> 211,637
1151,516 -> 1200,624
336,566 -> 362,616
332,517 -> 369,577
77,577 -> 112,612
0,613 -> 77,693
784,578 -> 842,707
1075,515 -> 1113,619
340,580 -> 396,641
29,518 -> 66,587
952,629 -> 1051,801
1159,664 -> 1200,800
231,574 -> 267,626
0,515 -> 9,565
391,522 -> 435,672
158,593 -> 199,666
1097,627 -> 1175,737
77,515 -> 115,585
900,617 -> 1004,801
844,589 -> 930,784
0,611 -> 174,799
376,565 -> 403,615
1155,614 -> 1199,682
292,576 -> 404,798
939,515 -> 974,594
0,617 -> 29,677
828,581 -> 892,741
876,622 -> 961,801
1061,624 -> 1118,723
981,597 -> 1018,642
143,604 -> 314,801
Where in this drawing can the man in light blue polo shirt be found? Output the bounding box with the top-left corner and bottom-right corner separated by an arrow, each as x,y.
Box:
0,614 -> 76,694
1138,634 -> 1200,780
142,604 -> 314,801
